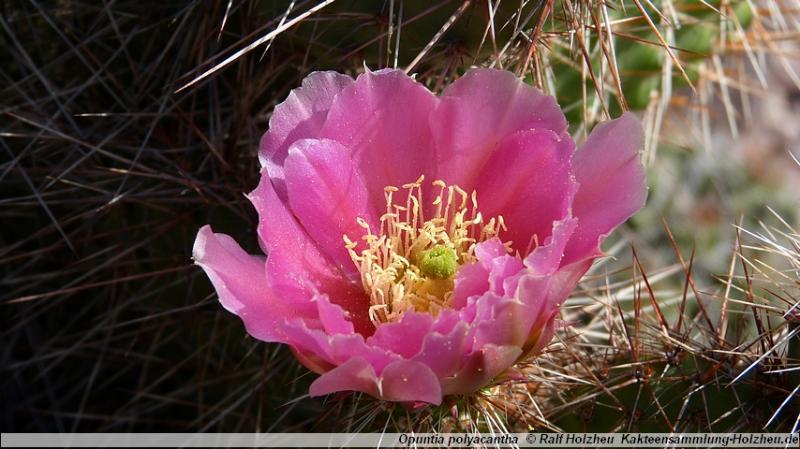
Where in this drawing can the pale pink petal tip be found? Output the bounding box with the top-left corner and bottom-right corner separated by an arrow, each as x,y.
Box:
309,358 -> 442,405
259,71 -> 354,191
564,112 -> 647,265
193,225 -> 286,343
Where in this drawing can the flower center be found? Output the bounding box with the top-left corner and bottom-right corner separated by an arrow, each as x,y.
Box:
344,176 -> 506,327
419,245 -> 458,279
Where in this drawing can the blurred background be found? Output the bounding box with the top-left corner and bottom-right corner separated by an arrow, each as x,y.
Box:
2,0 -> 798,433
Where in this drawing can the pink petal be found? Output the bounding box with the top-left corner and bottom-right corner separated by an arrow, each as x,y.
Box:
316,294 -> 355,335
457,239 -> 523,308
474,128 -> 578,255
379,360 -> 442,404
501,273 -> 525,300
249,173 -> 335,293
366,312 -> 434,358
259,71 -> 353,195
474,298 -> 535,348
329,333 -> 400,373
440,344 -> 522,396
412,322 -> 470,378
432,68 -> 568,188
193,225 -> 303,342
282,319 -> 335,364
516,274 -> 565,356
308,357 -> 380,398
463,291 -> 503,326
282,319 -> 399,373
488,255 -> 524,296
290,346 -> 334,375
248,174 -> 373,335
549,259 -> 594,301
563,112 -> 647,265
517,274 -> 559,319
283,138 -> 377,273
452,262 -> 489,309
525,317 -> 558,356
430,309 -> 461,335
319,69 -> 438,210
474,238 -> 509,270
523,216 -> 578,275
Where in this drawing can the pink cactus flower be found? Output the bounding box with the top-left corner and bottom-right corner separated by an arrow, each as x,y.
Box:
193,68 -> 646,405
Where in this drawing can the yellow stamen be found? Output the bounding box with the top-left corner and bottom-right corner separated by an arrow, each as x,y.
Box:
343,175 -> 508,327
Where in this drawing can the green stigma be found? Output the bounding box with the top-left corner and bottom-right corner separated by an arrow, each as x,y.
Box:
419,245 -> 458,279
